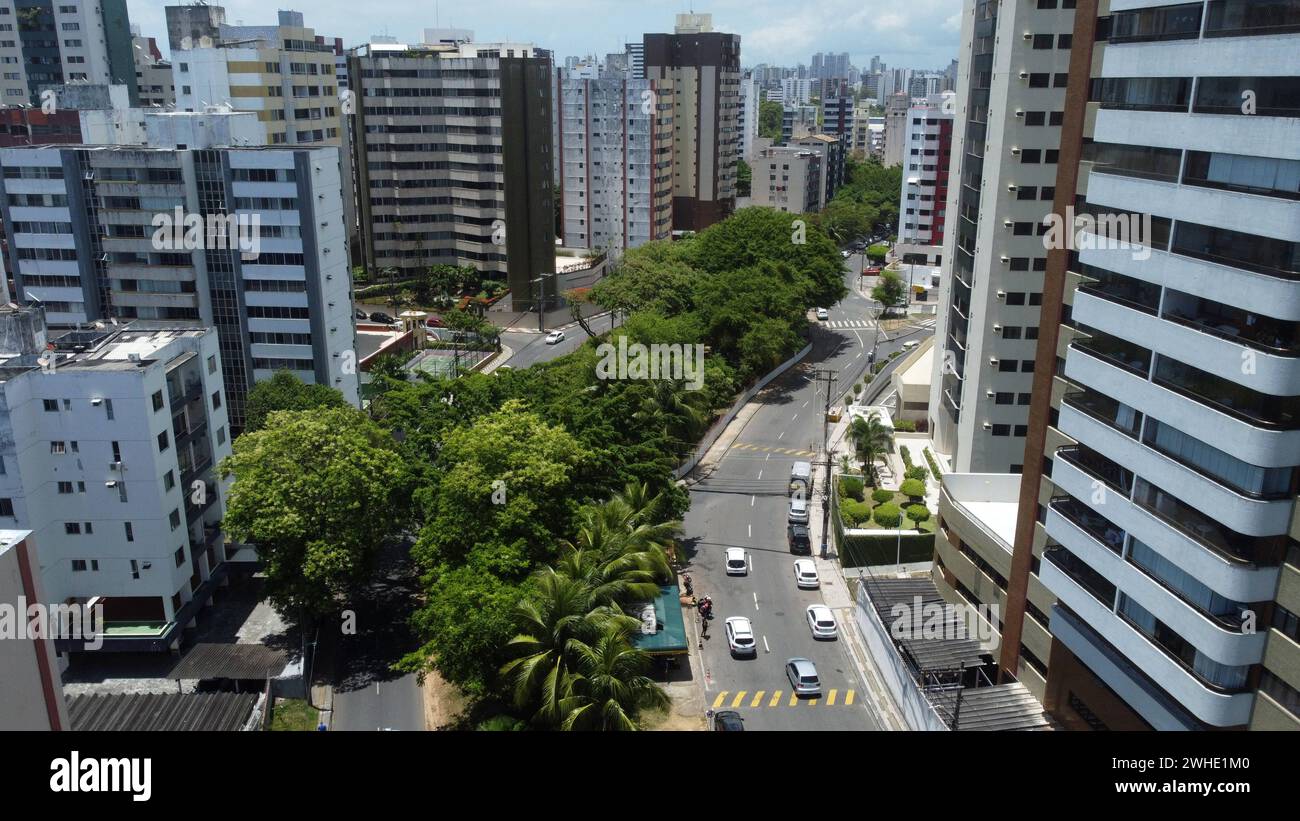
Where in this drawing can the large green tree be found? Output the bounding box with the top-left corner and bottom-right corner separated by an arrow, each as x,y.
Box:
243,370 -> 348,433
758,99 -> 783,140
221,406 -> 411,617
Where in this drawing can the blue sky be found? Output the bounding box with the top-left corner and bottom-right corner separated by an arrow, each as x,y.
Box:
130,0 -> 962,71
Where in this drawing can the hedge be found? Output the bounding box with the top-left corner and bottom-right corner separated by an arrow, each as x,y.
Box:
842,499 -> 873,527
839,476 -> 865,501
906,504 -> 931,523
872,502 -> 902,528
893,419 -> 916,432
840,532 -> 935,568
905,465 -> 929,483
871,488 -> 894,504
900,478 -> 927,498
924,448 -> 944,477
899,444 -> 913,468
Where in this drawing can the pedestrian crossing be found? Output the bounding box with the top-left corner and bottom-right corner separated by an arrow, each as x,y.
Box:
730,442 -> 816,458
711,689 -> 857,709
823,320 -> 874,329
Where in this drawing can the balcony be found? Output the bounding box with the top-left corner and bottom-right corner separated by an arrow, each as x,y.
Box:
1071,329 -> 1151,378
1153,355 -> 1300,430
1050,495 -> 1127,555
168,379 -> 203,408
1061,387 -> 1142,438
1133,477 -> 1281,566
1056,445 -> 1134,495
1161,291 -> 1300,358
1043,545 -> 1117,606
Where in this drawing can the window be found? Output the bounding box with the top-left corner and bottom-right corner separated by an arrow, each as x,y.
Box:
208,355 -> 217,374
169,509 -> 181,530
992,424 -> 1011,436
125,522 -> 134,543
1049,111 -> 1064,126
164,471 -> 175,492
1021,149 -> 1042,164
51,441 -> 65,454
152,390 -> 164,411
43,399 -> 58,412
1015,425 -> 1029,437
1017,186 -> 1039,200
1053,73 -> 1069,88
1028,73 -> 1050,88
996,392 -> 1015,405
72,560 -> 89,572
1058,33 -> 1073,48
1003,326 -> 1024,339
57,481 -> 73,494
157,431 -> 169,452
212,390 -> 222,410
1032,34 -> 1055,49
1024,111 -> 1046,126
999,360 -> 1018,372
65,522 -> 81,535
1021,360 -> 1036,373
0,499 -> 11,517
217,426 -> 227,446
1006,292 -> 1027,305
1029,293 -> 1043,306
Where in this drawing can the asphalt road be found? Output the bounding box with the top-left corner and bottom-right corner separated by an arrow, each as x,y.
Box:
498,312 -> 616,370
680,264 -> 930,731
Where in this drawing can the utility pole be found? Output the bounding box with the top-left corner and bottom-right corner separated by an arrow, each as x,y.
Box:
813,368 -> 838,560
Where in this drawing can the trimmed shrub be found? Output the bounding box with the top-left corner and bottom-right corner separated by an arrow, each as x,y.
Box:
900,478 -> 926,499
893,419 -> 916,432
872,502 -> 902,528
906,504 -> 931,523
842,499 -> 873,526
905,465 -> 929,483
871,488 -> 894,504
839,476 -> 865,501
899,444 -> 913,468
924,448 -> 944,477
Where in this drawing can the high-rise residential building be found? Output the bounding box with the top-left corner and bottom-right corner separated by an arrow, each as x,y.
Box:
750,137 -> 822,214
171,10 -> 341,147
553,68 -> 674,256
737,74 -> 760,161
882,92 -> 911,167
780,77 -> 814,106
0,529 -> 69,727
895,92 -> 954,266
165,2 -> 225,51
927,0 -> 1073,474
1004,0 -> 1300,731
0,305 -> 232,654
348,36 -> 557,307
643,13 -> 741,232
820,81 -> 855,140
781,103 -> 818,143
810,51 -> 850,84
625,42 -> 645,79
132,31 -> 175,109
0,0 -> 137,106
791,133 -> 844,206
0,122 -> 359,430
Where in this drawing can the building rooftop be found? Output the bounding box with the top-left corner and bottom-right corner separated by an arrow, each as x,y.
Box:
939,472 -> 1022,552
894,337 -> 934,388
68,692 -> 259,731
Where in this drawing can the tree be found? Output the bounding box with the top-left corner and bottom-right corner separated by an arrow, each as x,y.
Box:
558,628 -> 671,731
758,99 -> 783,140
847,411 -> 894,486
591,241 -> 699,317
871,270 -> 907,313
243,370 -> 348,433
736,158 -> 752,197
220,406 -> 411,617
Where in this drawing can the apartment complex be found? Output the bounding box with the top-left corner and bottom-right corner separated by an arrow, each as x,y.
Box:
0,0 -> 137,106
750,137 -> 822,214
0,306 -> 232,654
347,37 -> 556,307
644,13 -> 742,232
791,133 -> 845,207
737,73 -> 759,161
928,0 -> 1074,474
820,82 -> 855,140
882,92 -> 911,167
0,529 -> 68,727
0,129 -> 359,430
895,92 -> 954,266
553,69 -> 674,255
1005,0 -> 1300,731
171,10 -> 341,147
132,32 -> 174,108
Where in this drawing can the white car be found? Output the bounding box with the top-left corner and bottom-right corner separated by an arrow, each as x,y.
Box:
725,616 -> 758,656
544,330 -> 566,345
816,307 -> 830,320
788,495 -> 809,524
725,547 -> 748,576
841,250 -> 850,259
793,559 -> 819,589
806,604 -> 838,639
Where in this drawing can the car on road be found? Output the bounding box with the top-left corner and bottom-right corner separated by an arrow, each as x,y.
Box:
725,616 -> 758,657
354,308 -> 368,321
785,658 -> 822,696
368,311 -> 396,324
713,710 -> 745,731
544,330 -> 566,345
793,559 -> 820,589
788,523 -> 811,555
788,495 -> 809,524
424,316 -> 445,329
902,339 -> 920,351
807,604 -> 839,639
866,266 -> 883,275
816,307 -> 829,320
725,547 -> 748,576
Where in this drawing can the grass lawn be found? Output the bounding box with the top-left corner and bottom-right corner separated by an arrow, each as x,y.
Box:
270,698 -> 319,732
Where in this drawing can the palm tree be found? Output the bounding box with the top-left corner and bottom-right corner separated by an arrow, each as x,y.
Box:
563,500 -> 676,590
557,628 -> 671,731
499,569 -> 637,727
553,546 -> 662,609
847,411 -> 893,486
611,481 -> 669,527
633,380 -> 710,455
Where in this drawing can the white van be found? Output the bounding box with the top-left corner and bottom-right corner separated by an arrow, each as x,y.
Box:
902,339 -> 921,351
788,495 -> 810,524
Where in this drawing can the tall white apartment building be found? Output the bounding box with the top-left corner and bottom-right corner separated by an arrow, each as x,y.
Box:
0,0 -> 137,106
0,134 -> 359,430
737,74 -> 760,161
927,0 -> 1074,474
780,77 -> 814,105
750,137 -> 823,214
895,92 -> 954,266
553,68 -> 674,256
0,305 -> 232,653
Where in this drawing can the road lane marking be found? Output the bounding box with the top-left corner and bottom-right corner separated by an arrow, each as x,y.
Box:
756,470 -> 762,480
769,690 -> 783,707
788,693 -> 799,707
778,430 -> 785,440
750,691 -> 766,708
712,692 -> 727,709
753,592 -> 759,611
827,689 -> 838,706
845,690 -> 855,706
792,414 -> 798,422
802,401 -> 809,408
731,692 -> 747,708
809,698 -> 819,706
762,635 -> 770,654
747,524 -> 751,539
750,495 -> 755,507
747,552 -> 753,573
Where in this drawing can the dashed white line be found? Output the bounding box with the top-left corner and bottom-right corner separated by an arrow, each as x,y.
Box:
756,470 -> 763,480
792,414 -> 799,422
753,592 -> 760,611
763,636 -> 770,654
750,495 -> 755,507
778,431 -> 785,440
747,523 -> 752,539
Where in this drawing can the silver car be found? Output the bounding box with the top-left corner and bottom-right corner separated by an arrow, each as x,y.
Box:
785,657 -> 821,696
725,617 -> 758,657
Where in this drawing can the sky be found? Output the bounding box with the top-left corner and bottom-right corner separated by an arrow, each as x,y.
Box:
129,0 -> 963,72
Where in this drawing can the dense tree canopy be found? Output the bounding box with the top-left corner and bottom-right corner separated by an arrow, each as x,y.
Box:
243,370 -> 349,432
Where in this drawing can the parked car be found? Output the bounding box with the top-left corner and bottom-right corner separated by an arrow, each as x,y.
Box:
788,495 -> 809,524
368,311 -> 396,324
725,616 -> 758,657
354,308 -> 368,321
816,307 -> 830,320
545,330 -> 566,345
806,604 -> 839,640
902,339 -> 920,351
424,316 -> 445,329
785,658 -> 822,696
841,250 -> 851,259
725,547 -> 748,576
793,559 -> 819,589
788,523 -> 811,555
713,710 -> 745,731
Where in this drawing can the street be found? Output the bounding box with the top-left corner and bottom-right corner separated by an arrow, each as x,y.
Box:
498,311 -> 616,369
680,263 -> 930,731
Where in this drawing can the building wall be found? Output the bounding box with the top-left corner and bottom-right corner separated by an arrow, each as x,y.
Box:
0,530 -> 68,729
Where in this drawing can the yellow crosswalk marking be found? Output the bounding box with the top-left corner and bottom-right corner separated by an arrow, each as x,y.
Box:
712,692 -> 728,709
731,691 -> 746,708
827,689 -> 838,706
845,690 -> 855,705
750,691 -> 765,708
809,698 -> 819,706
769,690 -> 783,707
788,692 -> 799,707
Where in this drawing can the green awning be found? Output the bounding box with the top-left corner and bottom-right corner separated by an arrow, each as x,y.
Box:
631,584 -> 689,656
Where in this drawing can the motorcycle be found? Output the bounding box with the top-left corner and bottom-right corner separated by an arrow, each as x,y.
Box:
683,575 -> 694,596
